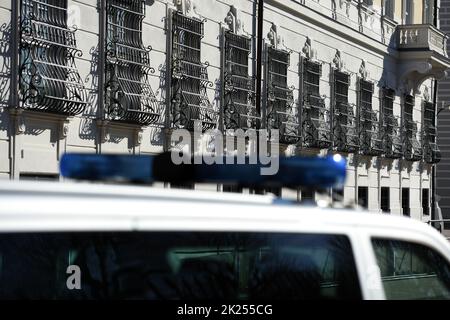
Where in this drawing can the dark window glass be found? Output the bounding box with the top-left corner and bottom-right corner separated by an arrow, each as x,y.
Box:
422,189 -> 430,216
372,238 -> 450,299
301,188 -> 315,203
223,185 -> 243,194
384,0 -> 395,19
358,187 -> 368,209
19,174 -> 59,181
402,188 -> 410,217
0,232 -> 362,300
332,188 -> 344,203
381,187 -> 390,213
171,183 -> 195,190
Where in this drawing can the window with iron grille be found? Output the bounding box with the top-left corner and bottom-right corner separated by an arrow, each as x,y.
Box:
381,187 -> 390,213
358,79 -> 382,156
423,101 -> 441,164
170,11 -> 217,131
19,0 -> 88,115
333,71 -> 358,153
403,95 -> 422,162
358,186 -> 369,209
223,31 -> 257,130
302,60 -> 331,149
266,47 -> 299,144
402,188 -> 410,217
381,88 -> 403,159
422,189 -> 430,216
104,0 -> 161,125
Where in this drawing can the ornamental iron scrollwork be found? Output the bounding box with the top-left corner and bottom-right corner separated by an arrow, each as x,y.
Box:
381,88 -> 403,159
170,11 -> 217,132
266,46 -> 299,144
19,0 -> 88,116
105,0 -> 162,125
358,79 -> 383,156
301,59 -> 331,149
223,31 -> 258,130
333,71 -> 359,153
403,95 -> 423,162
422,101 -> 441,164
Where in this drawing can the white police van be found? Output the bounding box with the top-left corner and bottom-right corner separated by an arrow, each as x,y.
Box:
0,153 -> 449,300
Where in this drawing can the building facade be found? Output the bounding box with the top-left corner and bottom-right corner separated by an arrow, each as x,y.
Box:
0,0 -> 448,221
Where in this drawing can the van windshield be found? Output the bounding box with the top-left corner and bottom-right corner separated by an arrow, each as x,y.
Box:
0,232 -> 362,300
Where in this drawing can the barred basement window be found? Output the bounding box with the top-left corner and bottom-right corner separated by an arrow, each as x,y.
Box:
105,0 -> 162,125
333,71 -> 359,153
358,80 -> 382,156
403,95 -> 422,162
402,188 -> 410,217
381,187 -> 390,213
170,11 -> 217,131
266,47 -> 300,144
422,189 -> 430,216
423,101 -> 441,164
223,31 -> 258,130
302,60 -> 331,149
381,89 -> 403,159
19,0 -> 88,115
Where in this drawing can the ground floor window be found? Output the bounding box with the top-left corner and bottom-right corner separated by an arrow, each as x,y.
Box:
422,189 -> 430,216
402,188 -> 410,217
358,187 -> 368,209
381,187 -> 390,213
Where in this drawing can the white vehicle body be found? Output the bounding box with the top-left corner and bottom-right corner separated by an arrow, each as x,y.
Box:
1,180 -> 450,300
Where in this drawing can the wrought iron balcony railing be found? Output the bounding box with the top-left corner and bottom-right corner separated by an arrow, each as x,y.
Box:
19,0 -> 89,116
302,94 -> 331,149
266,47 -> 300,144
381,114 -> 403,159
423,124 -> 441,164
358,107 -> 383,156
223,31 -> 260,131
403,119 -> 423,162
333,102 -> 359,153
105,0 -> 162,126
171,11 -> 218,131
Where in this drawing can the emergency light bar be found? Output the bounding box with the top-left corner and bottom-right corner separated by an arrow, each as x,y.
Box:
60,153 -> 347,189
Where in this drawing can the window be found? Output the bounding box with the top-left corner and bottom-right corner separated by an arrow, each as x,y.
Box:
223,185 -> 243,193
384,0 -> 395,20
422,189 -> 430,216
381,187 -> 390,213
0,232 -> 362,300
302,60 -> 331,149
223,31 -> 257,130
171,11 -> 217,131
359,80 -> 382,156
372,239 -> 450,299
403,95 -> 422,161
423,102 -> 440,164
362,0 -> 374,7
402,188 -> 410,217
404,0 -> 414,24
301,188 -> 315,203
358,186 -> 368,209
332,188 -> 344,203
19,0 -> 88,115
105,0 -> 161,125
333,71 -> 359,153
267,47 -> 300,144
19,174 -> 59,181
423,0 -> 436,25
170,183 -> 195,190
382,89 -> 403,159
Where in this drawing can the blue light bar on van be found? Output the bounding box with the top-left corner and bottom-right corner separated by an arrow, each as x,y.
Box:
60,153 -> 347,188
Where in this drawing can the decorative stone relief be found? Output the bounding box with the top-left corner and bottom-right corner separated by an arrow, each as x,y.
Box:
267,23 -> 281,50
224,5 -> 241,34
333,49 -> 345,71
359,60 -> 369,80
302,36 -> 317,61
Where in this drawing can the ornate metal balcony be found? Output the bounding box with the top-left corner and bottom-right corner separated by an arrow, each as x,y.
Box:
333,102 -> 359,153
359,107 -> 383,156
381,114 -> 403,159
302,94 -> 331,149
403,119 -> 423,162
19,0 -> 89,116
223,31 -> 259,131
171,11 -> 218,132
423,124 -> 441,164
105,0 -> 162,126
397,24 -> 450,93
266,47 -> 300,144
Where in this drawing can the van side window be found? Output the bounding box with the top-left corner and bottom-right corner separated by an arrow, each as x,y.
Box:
372,238 -> 450,299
